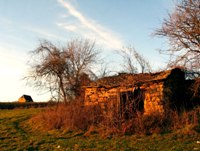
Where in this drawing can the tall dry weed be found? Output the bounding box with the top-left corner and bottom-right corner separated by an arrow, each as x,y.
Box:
37,101 -> 103,131
32,100 -> 200,136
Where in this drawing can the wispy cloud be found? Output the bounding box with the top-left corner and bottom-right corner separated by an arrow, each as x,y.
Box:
57,23 -> 78,32
57,0 -> 124,50
25,26 -> 67,42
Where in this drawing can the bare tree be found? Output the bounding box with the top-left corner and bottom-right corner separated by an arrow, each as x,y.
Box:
96,62 -> 112,79
119,47 -> 152,73
26,39 -> 99,102
155,0 -> 200,76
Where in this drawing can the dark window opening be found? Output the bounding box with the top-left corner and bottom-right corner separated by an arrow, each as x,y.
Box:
133,87 -> 144,112
120,87 -> 144,119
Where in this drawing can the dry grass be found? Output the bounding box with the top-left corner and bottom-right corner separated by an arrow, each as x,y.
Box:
32,100 -> 200,136
2,108 -> 200,150
34,101 -> 103,131
119,108 -> 200,135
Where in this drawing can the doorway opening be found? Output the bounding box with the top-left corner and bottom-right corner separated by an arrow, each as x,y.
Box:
120,87 -> 144,119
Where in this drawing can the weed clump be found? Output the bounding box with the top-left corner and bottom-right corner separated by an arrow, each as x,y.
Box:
32,100 -> 200,136
34,101 -> 103,131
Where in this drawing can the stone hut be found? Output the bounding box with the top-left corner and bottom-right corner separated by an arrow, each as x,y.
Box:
84,68 -> 187,115
18,95 -> 33,103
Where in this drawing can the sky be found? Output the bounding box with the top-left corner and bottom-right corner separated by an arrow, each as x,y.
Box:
0,0 -> 175,102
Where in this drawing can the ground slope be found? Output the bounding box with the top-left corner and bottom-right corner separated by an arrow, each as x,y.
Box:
0,108 -> 200,150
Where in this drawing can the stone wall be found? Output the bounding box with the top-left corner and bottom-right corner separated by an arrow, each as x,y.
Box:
85,87 -> 119,114
18,97 -> 26,103
84,68 -> 186,115
85,83 -> 165,115
143,82 -> 164,115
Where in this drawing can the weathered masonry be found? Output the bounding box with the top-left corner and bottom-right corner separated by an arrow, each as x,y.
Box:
84,68 -> 187,115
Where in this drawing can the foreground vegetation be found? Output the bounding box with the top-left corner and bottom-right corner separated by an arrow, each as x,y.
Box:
0,102 -> 54,109
1,107 -> 200,150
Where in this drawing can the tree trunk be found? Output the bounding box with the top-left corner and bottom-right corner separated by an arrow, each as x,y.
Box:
59,76 -> 67,103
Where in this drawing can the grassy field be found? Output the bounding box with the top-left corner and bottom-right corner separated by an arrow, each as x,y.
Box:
0,108 -> 200,150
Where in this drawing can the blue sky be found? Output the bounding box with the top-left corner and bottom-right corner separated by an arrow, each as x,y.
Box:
0,0 -> 175,102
